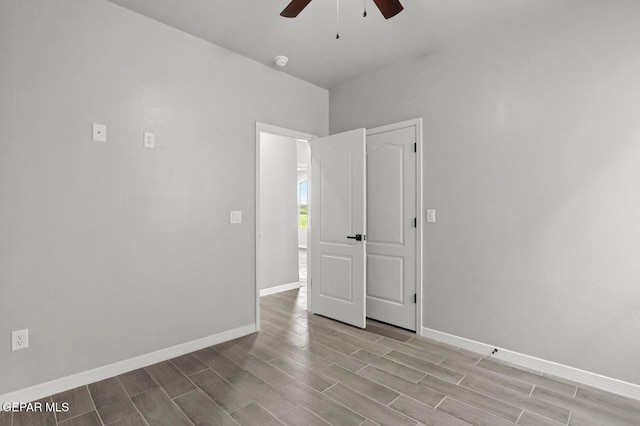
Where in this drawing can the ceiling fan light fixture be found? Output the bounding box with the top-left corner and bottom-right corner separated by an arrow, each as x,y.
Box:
273,55 -> 289,67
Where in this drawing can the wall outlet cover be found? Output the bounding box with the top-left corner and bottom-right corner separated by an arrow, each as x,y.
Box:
12,329 -> 29,351
143,132 -> 155,148
230,211 -> 242,224
92,123 -> 106,142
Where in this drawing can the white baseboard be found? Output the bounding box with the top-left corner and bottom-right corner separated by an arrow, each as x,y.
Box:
421,326 -> 640,401
0,323 -> 257,405
260,281 -> 301,297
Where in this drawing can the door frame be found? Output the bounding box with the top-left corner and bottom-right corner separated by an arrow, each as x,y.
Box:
255,122 -> 316,331
366,118 -> 424,335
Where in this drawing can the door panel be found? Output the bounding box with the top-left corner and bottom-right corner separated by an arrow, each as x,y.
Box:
310,129 -> 366,328
366,126 -> 416,330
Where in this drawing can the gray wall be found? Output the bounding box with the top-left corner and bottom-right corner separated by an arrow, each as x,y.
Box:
0,0 -> 327,394
259,133 -> 299,290
330,0 -> 640,384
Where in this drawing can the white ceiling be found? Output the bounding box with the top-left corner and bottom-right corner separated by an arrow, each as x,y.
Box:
106,0 -> 569,89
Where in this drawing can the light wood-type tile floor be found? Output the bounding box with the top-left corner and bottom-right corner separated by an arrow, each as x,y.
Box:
5,288 -> 640,425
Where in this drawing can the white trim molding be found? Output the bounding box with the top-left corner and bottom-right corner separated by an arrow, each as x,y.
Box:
0,324 -> 256,405
260,281 -> 302,297
421,326 -> 640,401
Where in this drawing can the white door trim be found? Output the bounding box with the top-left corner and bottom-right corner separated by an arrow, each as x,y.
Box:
366,118 -> 424,335
255,123 -> 317,332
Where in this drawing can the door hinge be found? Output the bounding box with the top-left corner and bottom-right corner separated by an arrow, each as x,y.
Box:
413,293 -> 417,304
414,143 -> 417,153
414,217 -> 417,228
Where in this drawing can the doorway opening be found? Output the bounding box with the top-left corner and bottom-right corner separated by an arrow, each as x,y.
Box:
255,123 -> 315,331
256,119 -> 423,336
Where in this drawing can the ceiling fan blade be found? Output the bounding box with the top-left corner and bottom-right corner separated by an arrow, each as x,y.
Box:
280,0 -> 313,18
372,0 -> 403,19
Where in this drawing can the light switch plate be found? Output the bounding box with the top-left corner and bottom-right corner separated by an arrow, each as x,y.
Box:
92,123 -> 106,142
427,209 -> 436,223
230,211 -> 242,224
143,132 -> 155,148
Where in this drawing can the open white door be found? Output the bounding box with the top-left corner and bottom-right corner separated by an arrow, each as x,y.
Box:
310,129 -> 367,328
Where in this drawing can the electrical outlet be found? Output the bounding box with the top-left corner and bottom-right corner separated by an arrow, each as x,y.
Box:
12,329 -> 29,351
143,132 -> 155,148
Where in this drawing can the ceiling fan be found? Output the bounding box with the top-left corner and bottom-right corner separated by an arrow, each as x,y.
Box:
280,0 -> 404,19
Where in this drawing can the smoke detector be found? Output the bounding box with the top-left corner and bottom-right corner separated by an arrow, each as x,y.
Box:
273,55 -> 288,67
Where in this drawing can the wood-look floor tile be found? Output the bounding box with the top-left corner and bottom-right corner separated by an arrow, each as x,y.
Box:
222,347 -> 295,389
256,327 -> 312,352
51,385 -> 94,422
420,375 -> 522,422
269,355 -> 336,391
437,397 -> 516,426
88,377 -> 137,425
189,369 -> 252,413
365,320 -> 414,342
575,386 -> 640,418
517,410 -> 566,426
477,359 -> 576,396
12,410 -> 56,426
224,370 -> 296,417
389,394 -> 471,426
324,321 -> 384,343
321,364 -> 399,405
438,355 -> 481,373
213,338 -> 242,352
11,289 -> 640,426
305,341 -> 367,372
278,406 -> 331,426
311,333 -> 360,355
174,390 -> 239,426
281,381 -> 365,426
460,374 -> 569,424
230,402 -> 283,426
461,368 -> 534,396
328,330 -> 391,356
260,326 -> 310,348
106,412 -> 148,426
260,316 -> 308,336
406,338 -> 480,364
385,350 -> 464,383
0,410 -> 10,426
57,411 -> 101,426
170,353 -> 209,376
144,361 -> 196,399
264,316 -> 309,336
118,368 -> 159,397
568,408 -> 637,426
352,349 -> 425,382
236,336 -> 283,362
379,338 -> 446,364
194,347 -> 245,380
131,388 -> 191,426
268,343 -> 333,371
305,319 -> 344,338
532,386 -> 638,426
358,366 -> 444,407
323,383 -> 416,426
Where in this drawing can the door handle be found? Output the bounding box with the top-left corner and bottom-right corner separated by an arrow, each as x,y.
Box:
346,234 -> 365,241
